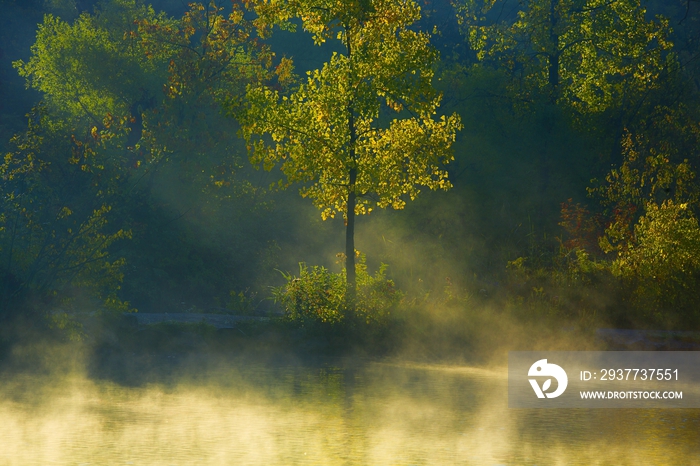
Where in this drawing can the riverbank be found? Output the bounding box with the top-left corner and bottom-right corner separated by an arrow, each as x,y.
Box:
594,328 -> 700,350
3,308 -> 699,389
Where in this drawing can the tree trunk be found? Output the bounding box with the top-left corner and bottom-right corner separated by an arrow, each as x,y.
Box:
548,53 -> 559,90
537,0 -> 559,222
344,24 -> 357,314
548,0 -> 560,98
346,169 -> 357,310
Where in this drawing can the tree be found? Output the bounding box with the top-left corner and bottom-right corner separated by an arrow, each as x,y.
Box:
450,0 -> 676,226
5,0 -> 279,318
14,1 -> 163,131
14,0 -> 273,172
0,105 -> 131,323
454,0 -> 673,116
239,0 -> 462,308
589,104 -> 700,320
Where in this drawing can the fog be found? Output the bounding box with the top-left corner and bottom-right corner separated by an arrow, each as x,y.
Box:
2,0 -> 700,463
1,353 -> 699,465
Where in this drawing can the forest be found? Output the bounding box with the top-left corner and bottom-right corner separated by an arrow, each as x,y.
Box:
1,0 -> 700,356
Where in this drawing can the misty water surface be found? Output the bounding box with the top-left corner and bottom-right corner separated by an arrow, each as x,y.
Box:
0,358 -> 699,466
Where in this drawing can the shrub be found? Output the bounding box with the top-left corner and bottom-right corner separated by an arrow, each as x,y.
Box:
608,200 -> 700,323
271,255 -> 402,329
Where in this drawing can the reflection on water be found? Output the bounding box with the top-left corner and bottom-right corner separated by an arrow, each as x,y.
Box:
1,358 -> 699,465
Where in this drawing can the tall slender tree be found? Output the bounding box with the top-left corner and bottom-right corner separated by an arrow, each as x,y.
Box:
239,0 -> 462,309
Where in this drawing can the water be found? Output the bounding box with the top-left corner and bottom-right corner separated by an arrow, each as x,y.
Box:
1,357 -> 699,465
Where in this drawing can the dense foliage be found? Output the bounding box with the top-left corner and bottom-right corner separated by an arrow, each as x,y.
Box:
1,0 -> 700,343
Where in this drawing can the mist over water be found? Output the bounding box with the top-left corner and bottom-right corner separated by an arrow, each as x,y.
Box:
1,0 -> 700,464
1,356 -> 699,466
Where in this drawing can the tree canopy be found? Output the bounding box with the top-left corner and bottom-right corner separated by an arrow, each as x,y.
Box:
454,0 -> 674,115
